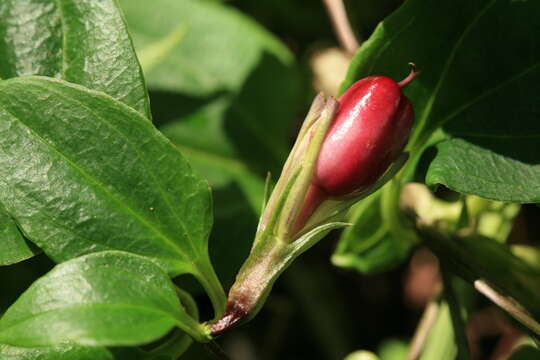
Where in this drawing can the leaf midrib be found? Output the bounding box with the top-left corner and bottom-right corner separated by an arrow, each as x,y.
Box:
0,91 -> 191,263
35,81 -> 201,259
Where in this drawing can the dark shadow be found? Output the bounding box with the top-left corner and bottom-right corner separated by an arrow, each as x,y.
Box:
149,90 -> 225,128
223,51 -> 304,176
0,253 -> 55,311
447,135 -> 540,166
412,145 -> 438,184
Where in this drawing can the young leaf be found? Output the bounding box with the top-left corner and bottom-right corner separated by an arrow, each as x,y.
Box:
0,206 -> 37,266
0,76 -> 225,315
0,251 -> 208,347
0,0 -> 151,118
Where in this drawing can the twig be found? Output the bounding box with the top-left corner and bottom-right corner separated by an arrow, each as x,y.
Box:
322,0 -> 359,55
474,279 -> 540,336
407,299 -> 440,360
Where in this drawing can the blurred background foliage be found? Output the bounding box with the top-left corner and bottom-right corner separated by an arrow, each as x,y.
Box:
1,0 -> 539,359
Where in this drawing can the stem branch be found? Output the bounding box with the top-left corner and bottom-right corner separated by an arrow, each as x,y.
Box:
407,299 -> 440,360
322,0 -> 359,55
474,279 -> 540,336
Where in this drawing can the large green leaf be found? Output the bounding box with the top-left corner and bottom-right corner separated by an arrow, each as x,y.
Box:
0,76 -> 224,314
0,0 -> 150,118
0,0 -> 153,265
341,0 -> 539,199
0,251 -> 207,347
119,0 -> 292,96
335,0 -> 540,271
0,206 -> 37,266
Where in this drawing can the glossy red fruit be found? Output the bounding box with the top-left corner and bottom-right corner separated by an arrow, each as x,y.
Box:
316,72 -> 415,196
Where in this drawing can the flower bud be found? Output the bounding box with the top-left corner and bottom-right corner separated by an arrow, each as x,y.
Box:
210,66 -> 417,337
317,73 -> 415,195
295,67 -> 417,231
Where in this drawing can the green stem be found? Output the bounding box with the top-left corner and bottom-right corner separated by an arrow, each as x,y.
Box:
149,287 -> 200,358
474,279 -> 540,336
194,261 -> 227,321
441,266 -> 470,360
149,329 -> 193,359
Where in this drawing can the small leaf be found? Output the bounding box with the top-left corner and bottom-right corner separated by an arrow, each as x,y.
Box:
0,0 -> 151,118
0,206 -> 37,266
0,77 -> 225,314
0,251 -> 208,347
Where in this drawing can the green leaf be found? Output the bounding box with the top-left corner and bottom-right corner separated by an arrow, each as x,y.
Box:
419,302 -> 457,360
427,137 -> 540,203
332,193 -> 413,273
0,0 -> 151,118
0,344 -> 114,360
0,206 -> 37,266
342,0 -> 540,201
119,0 -> 292,96
161,99 -> 266,213
0,251 -> 208,347
0,76 -> 225,315
119,0 -> 302,175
